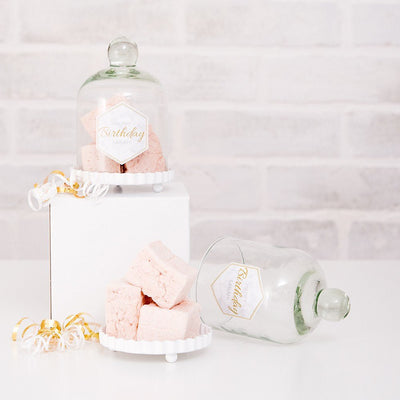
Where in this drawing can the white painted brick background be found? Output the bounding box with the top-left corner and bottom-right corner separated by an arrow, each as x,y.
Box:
0,0 -> 400,260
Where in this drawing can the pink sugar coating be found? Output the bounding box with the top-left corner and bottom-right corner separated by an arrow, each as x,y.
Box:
136,300 -> 201,341
81,144 -> 120,173
80,95 -> 127,141
124,128 -> 167,173
125,152 -> 166,173
105,280 -> 145,340
125,241 -> 197,309
145,127 -> 163,154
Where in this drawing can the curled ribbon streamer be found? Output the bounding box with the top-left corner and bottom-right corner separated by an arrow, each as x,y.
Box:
12,314 -> 100,354
28,170 -> 109,211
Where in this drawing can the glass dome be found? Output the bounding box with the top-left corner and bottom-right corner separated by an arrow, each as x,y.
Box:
196,237 -> 350,343
74,37 -> 172,189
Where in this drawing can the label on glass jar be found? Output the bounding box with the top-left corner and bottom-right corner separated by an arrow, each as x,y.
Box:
96,102 -> 149,164
211,262 -> 264,320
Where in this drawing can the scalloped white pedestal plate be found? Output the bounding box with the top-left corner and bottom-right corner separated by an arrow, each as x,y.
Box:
99,324 -> 212,363
70,168 -> 174,193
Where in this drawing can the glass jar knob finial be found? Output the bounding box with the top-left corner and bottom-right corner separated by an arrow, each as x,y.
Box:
108,37 -> 138,67
316,288 -> 350,321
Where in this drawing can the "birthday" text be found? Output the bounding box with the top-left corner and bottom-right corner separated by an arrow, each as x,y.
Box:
97,126 -> 145,142
227,267 -> 248,315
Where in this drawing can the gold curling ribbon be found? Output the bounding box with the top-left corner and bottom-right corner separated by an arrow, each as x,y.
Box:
38,170 -> 85,199
29,170 -> 110,211
63,312 -> 100,341
12,313 -> 99,353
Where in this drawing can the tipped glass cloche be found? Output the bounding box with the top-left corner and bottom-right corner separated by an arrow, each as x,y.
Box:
196,237 -> 350,344
73,37 -> 172,192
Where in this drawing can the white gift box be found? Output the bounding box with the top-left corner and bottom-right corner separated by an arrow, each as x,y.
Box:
50,182 -> 190,323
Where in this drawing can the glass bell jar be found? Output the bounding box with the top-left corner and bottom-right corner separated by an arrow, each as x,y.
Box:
73,37 -> 172,192
196,237 -> 350,344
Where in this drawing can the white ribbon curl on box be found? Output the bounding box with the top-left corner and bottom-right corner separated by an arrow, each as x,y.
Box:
28,170 -> 109,211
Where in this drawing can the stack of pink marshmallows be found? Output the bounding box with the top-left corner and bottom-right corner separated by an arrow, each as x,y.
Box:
106,241 -> 201,341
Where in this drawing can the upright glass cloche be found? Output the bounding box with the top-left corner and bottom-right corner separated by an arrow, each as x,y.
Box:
72,37 -> 172,191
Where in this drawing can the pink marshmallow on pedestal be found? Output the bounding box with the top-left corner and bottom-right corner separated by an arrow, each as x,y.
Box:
106,280 -> 145,340
80,95 -> 127,141
125,241 -> 197,309
145,126 -> 164,154
137,300 -> 201,341
125,152 -> 166,173
81,144 -> 121,173
125,128 -> 167,173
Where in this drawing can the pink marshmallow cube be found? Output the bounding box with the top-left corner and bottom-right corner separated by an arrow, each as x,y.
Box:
81,144 -> 121,173
80,95 -> 127,141
125,152 -> 166,173
125,241 -> 197,309
137,300 -> 201,341
124,128 -> 167,173
106,280 -> 145,340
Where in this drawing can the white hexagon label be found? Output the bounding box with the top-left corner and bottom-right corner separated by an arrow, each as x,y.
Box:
211,262 -> 264,320
96,102 -> 149,164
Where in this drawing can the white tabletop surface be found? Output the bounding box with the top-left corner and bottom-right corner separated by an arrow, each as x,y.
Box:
1,260 -> 399,400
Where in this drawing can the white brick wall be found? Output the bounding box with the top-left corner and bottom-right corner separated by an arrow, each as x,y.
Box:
0,0 -> 400,260
186,1 -> 342,46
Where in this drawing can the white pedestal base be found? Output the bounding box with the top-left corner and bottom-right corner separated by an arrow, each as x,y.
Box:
99,324 -> 212,363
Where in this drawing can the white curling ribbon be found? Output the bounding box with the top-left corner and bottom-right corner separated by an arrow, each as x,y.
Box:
20,334 -> 46,355
18,324 -> 47,355
28,171 -> 109,211
59,325 -> 85,351
47,171 -> 70,187
81,182 -> 109,200
19,324 -> 85,354
28,182 -> 58,211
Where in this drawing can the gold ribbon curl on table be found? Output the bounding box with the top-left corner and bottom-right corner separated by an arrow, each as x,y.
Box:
12,313 -> 100,354
28,170 -> 109,211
